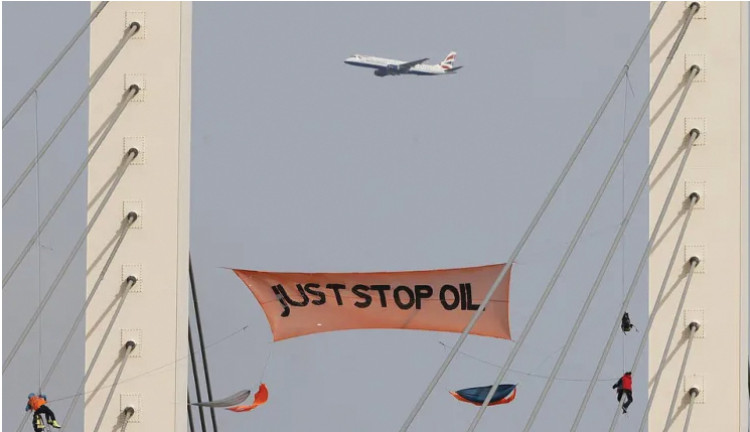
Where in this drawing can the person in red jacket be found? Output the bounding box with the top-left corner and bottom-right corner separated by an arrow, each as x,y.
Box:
613,372 -> 633,413
25,393 -> 61,431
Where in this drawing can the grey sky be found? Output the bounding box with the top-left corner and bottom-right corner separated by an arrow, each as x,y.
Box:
3,2 -> 665,431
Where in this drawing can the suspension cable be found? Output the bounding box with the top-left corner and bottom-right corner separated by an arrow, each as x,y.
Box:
398,4 -> 667,430
2,2 -> 109,128
189,325 -> 208,432
92,341 -> 137,432
13,212 -> 138,432
518,5 -> 700,431
570,69 -> 701,430
681,386 -> 700,432
638,258 -> 701,432
60,277 -> 137,431
120,407 -> 135,432
666,321 -> 701,426
190,256 -> 219,432
469,7 -> 688,432
3,85 -> 140,288
3,148 -> 139,373
607,189 -> 700,431
2,21 -> 140,207
188,392 -> 196,432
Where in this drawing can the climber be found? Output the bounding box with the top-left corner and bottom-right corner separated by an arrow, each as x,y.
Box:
26,393 -> 61,430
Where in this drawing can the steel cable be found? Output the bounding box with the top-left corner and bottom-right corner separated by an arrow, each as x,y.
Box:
3,85 -> 140,288
13,212 -> 138,432
2,21 -> 140,207
637,259 -> 701,432
2,2 -> 109,128
92,341 -> 137,432
607,188 -> 700,431
3,148 -> 139,373
190,256 -> 219,432
189,325 -> 208,432
570,67 -> 701,430
59,277 -> 137,431
681,387 -> 700,432
469,4 -> 697,430
665,321 -> 701,426
399,4 -> 667,430
518,5 -> 700,431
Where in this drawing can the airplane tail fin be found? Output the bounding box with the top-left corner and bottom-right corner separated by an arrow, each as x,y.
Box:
440,51 -> 457,70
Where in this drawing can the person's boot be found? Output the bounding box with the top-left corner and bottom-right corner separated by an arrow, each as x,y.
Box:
49,420 -> 61,428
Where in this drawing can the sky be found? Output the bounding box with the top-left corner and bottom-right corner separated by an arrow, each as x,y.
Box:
2,2 -> 695,431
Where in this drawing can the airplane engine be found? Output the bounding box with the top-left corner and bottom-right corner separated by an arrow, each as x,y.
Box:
374,70 -> 387,77
386,64 -> 399,75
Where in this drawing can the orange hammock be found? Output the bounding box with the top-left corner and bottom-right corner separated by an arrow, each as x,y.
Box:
227,383 -> 269,412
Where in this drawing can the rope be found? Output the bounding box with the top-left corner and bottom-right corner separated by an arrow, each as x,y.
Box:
14,213 -> 138,432
2,21 -> 140,207
190,255 -> 219,432
437,341 -> 619,383
189,325 -> 209,432
3,85 -> 140,288
519,5 -> 700,431
681,387 -> 700,432
398,5 -> 667,430
35,89 -> 44,395
3,148 -> 139,373
620,69 -> 630,375
607,159 -> 699,432
2,2 -> 109,128
570,67 -> 701,431
59,278 -> 137,431
638,259 -> 700,432
92,341 -> 137,432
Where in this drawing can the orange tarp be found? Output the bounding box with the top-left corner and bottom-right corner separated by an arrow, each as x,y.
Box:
233,263 -> 511,341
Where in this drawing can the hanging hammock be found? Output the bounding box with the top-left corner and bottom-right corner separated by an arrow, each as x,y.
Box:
226,384 -> 269,413
450,384 -> 516,406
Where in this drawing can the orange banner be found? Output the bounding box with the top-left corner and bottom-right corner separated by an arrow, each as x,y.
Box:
233,264 -> 511,341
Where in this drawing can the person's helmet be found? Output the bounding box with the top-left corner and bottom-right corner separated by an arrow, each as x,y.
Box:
28,393 -> 36,398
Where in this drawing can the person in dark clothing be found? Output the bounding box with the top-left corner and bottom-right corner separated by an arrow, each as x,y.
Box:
621,312 -> 634,333
613,372 -> 633,413
26,393 -> 61,431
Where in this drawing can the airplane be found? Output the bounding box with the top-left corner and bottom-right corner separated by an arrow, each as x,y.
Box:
344,52 -> 462,77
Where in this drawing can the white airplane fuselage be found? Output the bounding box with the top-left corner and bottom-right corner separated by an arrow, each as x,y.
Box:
344,53 -> 461,77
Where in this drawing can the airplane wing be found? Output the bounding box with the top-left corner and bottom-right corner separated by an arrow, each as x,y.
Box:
398,58 -> 429,71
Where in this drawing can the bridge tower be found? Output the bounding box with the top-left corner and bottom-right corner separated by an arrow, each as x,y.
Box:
648,2 -> 748,430
85,2 -> 191,430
